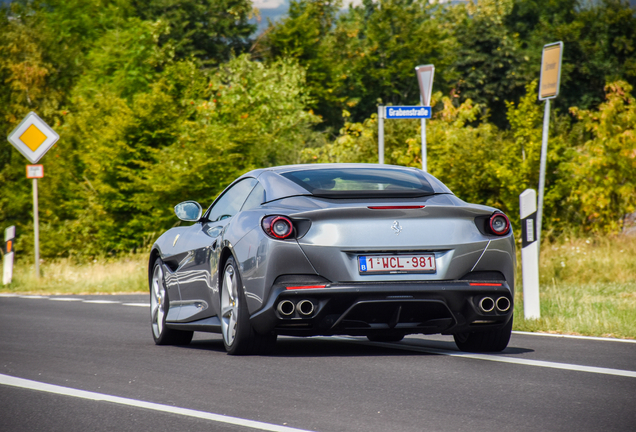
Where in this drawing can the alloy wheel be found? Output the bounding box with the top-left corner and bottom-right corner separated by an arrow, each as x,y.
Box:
151,264 -> 165,339
221,264 -> 239,347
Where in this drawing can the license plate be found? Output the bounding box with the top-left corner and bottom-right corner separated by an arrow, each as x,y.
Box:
358,254 -> 436,274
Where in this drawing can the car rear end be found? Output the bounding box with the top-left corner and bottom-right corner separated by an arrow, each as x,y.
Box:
250,165 -> 515,344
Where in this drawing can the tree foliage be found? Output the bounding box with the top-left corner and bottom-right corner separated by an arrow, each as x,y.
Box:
1,0 -> 635,259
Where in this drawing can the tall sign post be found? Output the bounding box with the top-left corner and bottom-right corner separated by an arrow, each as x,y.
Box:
537,42 -> 563,252
377,64 -> 434,167
415,65 -> 435,172
520,189 -> 540,319
7,112 -> 59,278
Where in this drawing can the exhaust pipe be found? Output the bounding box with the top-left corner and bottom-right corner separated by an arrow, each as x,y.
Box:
496,296 -> 511,312
297,300 -> 315,316
479,297 -> 495,313
277,300 -> 295,316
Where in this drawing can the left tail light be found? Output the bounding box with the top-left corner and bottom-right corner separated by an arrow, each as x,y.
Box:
262,215 -> 294,239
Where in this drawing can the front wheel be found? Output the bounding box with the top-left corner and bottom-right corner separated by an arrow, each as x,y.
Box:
453,318 -> 513,353
150,258 -> 193,345
220,257 -> 276,355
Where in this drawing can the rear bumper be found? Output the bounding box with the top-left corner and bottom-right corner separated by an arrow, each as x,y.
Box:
250,281 -> 513,337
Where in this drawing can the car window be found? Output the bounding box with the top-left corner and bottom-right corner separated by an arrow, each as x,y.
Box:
280,168 -> 434,198
208,178 -> 258,222
241,182 -> 265,212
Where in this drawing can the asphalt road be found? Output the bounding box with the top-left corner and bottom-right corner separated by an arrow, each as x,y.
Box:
1,293 -> 635,432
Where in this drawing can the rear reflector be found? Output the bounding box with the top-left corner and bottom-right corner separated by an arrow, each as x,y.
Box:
285,285 -> 326,290
367,206 -> 425,210
469,283 -> 503,286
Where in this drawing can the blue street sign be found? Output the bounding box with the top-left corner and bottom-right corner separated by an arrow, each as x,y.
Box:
385,106 -> 431,119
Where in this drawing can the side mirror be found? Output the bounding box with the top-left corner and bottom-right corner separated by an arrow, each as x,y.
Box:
174,201 -> 202,222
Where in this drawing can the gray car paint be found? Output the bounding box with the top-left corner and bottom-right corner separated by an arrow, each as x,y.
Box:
150,163 -> 515,332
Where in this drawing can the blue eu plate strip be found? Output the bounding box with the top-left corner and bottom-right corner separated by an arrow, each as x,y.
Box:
359,256 -> 367,272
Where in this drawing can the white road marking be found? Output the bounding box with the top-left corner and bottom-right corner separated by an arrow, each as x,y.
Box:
122,303 -> 150,307
19,295 -> 48,299
513,331 -> 636,343
0,374 -> 313,432
49,298 -> 83,302
82,300 -> 120,304
343,338 -> 636,379
0,293 -> 18,297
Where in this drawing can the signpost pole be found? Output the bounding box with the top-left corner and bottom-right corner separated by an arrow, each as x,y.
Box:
536,98 -> 550,251
7,112 -> 59,279
536,41 -> 562,254
421,118 -> 427,172
33,178 -> 40,278
378,105 -> 385,164
415,65 -> 434,172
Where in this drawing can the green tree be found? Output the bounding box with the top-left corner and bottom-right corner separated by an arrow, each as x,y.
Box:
257,0 -> 341,126
131,0 -> 256,64
565,81 -> 636,233
451,0 -> 527,128
260,0 -> 457,127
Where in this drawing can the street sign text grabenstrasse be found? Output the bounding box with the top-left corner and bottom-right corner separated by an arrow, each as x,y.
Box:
385,106 -> 431,119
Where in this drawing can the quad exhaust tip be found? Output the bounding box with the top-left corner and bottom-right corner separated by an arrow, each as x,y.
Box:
479,297 -> 495,313
277,300 -> 295,316
297,300 -> 315,316
496,296 -> 511,312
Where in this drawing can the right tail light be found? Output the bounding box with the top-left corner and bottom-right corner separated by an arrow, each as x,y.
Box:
489,213 -> 510,235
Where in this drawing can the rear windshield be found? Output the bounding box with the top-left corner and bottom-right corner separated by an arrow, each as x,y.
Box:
281,168 -> 435,198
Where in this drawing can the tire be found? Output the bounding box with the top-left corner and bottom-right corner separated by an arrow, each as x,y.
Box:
453,317 -> 513,353
150,258 -> 193,345
367,333 -> 405,343
220,257 -> 276,355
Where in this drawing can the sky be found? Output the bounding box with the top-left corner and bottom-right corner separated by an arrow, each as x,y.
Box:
250,0 -> 636,33
250,0 -> 364,32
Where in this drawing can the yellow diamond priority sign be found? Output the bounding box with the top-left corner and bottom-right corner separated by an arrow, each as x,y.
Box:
7,112 -> 59,163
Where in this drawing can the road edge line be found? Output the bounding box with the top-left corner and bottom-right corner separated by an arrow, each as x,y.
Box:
0,374 -> 314,432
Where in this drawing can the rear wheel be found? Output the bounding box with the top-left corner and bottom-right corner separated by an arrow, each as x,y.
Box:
150,258 -> 193,345
220,257 -> 276,355
453,318 -> 512,352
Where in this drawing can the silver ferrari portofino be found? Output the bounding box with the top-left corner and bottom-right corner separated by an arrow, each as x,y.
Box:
149,164 -> 515,355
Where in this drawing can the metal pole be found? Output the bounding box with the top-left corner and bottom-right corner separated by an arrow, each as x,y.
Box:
33,178 -> 40,278
378,106 -> 384,164
536,98 -> 551,255
421,118 -> 427,172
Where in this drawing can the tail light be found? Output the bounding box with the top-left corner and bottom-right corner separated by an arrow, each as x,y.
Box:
489,213 -> 510,235
262,215 -> 294,239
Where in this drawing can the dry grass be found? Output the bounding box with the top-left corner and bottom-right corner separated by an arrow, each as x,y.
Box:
514,235 -> 636,339
1,254 -> 148,295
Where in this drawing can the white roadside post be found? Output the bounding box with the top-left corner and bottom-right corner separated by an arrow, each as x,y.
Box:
537,42 -> 563,252
520,189 -> 540,319
415,65 -> 435,172
3,226 -> 15,285
7,112 -> 59,278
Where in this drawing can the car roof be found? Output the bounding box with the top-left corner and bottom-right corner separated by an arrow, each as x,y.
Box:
236,163 -> 452,203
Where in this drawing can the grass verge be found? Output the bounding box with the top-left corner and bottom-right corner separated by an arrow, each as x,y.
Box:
1,254 -> 148,295
514,235 -> 636,339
